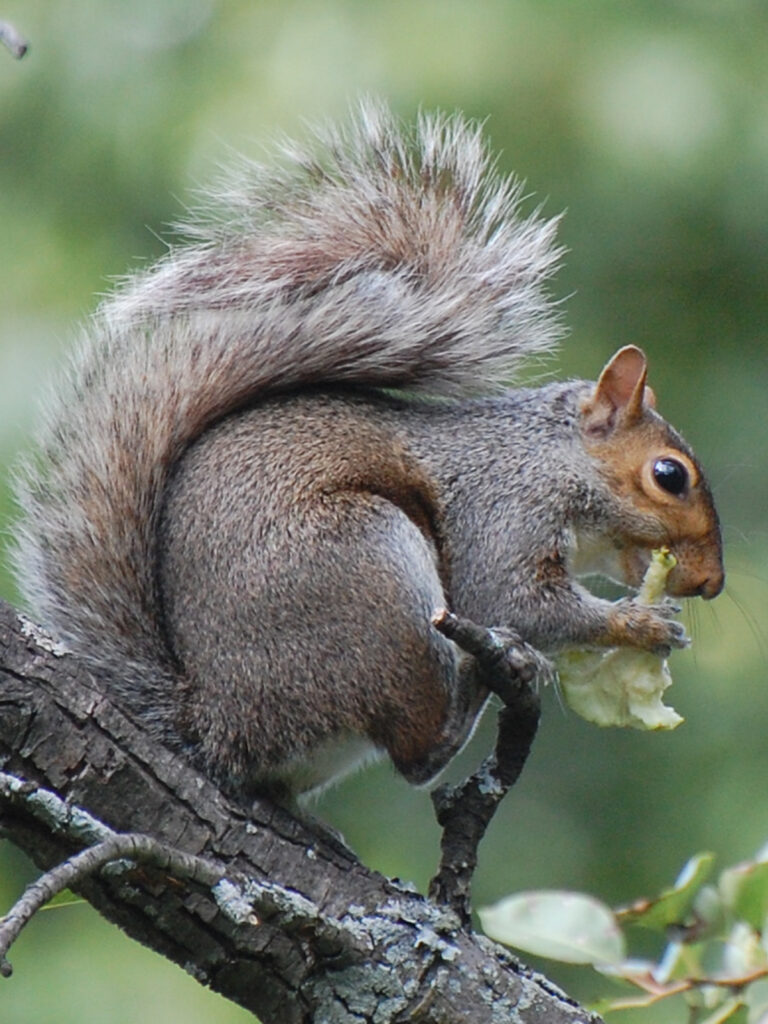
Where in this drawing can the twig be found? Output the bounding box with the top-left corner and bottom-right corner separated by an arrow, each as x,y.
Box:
602,963 -> 768,1014
429,611 -> 542,925
0,771 -> 365,981
0,21 -> 28,59
0,831 -> 226,978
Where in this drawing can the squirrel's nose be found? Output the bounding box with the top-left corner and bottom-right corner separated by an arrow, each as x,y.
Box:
699,571 -> 725,600
668,561 -> 725,600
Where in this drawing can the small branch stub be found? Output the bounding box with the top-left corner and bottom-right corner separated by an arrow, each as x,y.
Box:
0,21 -> 28,59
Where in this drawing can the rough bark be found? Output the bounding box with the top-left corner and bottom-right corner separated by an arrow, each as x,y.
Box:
0,598 -> 599,1023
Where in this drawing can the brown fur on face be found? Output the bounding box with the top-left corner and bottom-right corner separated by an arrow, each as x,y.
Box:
580,346 -> 723,599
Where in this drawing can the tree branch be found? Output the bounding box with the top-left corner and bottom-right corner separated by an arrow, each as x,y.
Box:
0,598 -> 599,1023
0,815 -> 225,977
429,611 -> 543,924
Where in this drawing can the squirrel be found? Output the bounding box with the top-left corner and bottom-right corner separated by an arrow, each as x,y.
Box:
13,101 -> 724,802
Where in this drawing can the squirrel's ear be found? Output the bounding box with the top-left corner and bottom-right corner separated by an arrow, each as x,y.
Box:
582,346 -> 651,437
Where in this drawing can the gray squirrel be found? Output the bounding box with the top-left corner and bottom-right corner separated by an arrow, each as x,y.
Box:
13,101 -> 724,801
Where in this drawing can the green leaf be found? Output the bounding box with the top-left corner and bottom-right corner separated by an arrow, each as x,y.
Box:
41,889 -> 85,911
694,884 -> 726,936
720,860 -> 768,931
697,997 -> 747,1024
618,852 -> 716,930
746,978 -> 768,1024
721,922 -> 767,976
479,890 -> 625,965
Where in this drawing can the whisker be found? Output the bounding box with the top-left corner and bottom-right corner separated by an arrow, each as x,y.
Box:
683,599 -> 701,671
725,564 -> 768,589
710,462 -> 757,491
723,584 -> 768,664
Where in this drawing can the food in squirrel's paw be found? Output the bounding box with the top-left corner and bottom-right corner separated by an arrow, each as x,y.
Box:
557,549 -> 684,731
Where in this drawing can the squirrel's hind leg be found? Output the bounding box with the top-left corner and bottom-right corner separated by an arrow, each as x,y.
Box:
329,500 -> 493,788
160,447 -> 489,795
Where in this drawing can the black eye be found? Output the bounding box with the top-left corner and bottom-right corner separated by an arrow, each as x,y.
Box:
653,458 -> 688,496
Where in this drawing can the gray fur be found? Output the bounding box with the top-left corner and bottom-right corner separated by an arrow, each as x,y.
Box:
13,101 -> 563,774
12,101 -> 717,798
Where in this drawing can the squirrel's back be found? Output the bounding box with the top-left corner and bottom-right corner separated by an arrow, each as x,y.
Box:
12,100 -> 564,758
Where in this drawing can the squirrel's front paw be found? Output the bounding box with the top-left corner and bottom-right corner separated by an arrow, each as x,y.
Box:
610,599 -> 689,656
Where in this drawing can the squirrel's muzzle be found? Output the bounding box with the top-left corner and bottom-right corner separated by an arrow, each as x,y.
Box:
666,532 -> 725,601
694,571 -> 725,600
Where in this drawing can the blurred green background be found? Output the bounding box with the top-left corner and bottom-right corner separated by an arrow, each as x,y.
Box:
0,2 -> 766,1022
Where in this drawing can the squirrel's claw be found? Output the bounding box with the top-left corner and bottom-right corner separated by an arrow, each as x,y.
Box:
611,598 -> 689,655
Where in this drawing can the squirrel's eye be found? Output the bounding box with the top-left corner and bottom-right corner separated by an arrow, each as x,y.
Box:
653,458 -> 688,496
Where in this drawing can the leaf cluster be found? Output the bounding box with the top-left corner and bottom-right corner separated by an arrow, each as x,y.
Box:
480,845 -> 768,1023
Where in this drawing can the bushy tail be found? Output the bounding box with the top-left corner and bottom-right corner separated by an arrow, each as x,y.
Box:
13,99 -> 563,729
